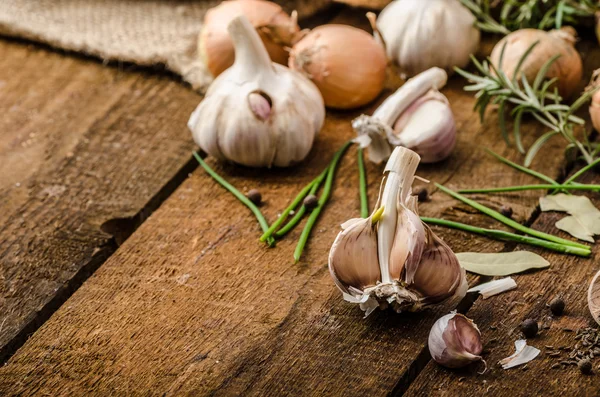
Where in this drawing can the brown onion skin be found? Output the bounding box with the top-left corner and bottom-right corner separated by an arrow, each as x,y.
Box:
289,24 -> 387,110
490,28 -> 583,99
199,0 -> 299,77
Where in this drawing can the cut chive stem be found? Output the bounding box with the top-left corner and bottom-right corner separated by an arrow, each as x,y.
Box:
193,152 -> 275,246
294,141 -> 352,262
459,184 -> 600,194
358,147 -> 369,218
274,170 -> 327,238
260,167 -> 328,242
485,149 -> 561,186
564,157 -> 600,185
421,217 -> 591,257
435,183 -> 589,250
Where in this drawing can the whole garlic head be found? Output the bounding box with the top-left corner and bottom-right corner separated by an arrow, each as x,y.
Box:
429,312 -> 485,370
328,146 -> 467,316
188,15 -> 325,168
374,0 -> 480,77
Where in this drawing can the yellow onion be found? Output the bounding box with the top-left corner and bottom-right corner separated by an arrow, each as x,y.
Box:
199,0 -> 300,77
289,24 -> 387,109
589,70 -> 600,132
490,27 -> 582,99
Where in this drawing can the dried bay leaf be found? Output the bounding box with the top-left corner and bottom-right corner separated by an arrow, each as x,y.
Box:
457,251 -> 549,276
540,194 -> 600,242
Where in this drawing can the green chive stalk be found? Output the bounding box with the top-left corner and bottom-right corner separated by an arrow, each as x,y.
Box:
357,147 -> 369,218
459,184 -> 600,194
422,217 -> 591,257
193,152 -> 275,246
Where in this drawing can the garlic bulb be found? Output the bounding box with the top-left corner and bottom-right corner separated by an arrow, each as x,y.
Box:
199,0 -> 300,77
188,15 -> 324,168
589,70 -> 600,132
328,146 -> 467,316
353,67 -> 456,164
289,24 -> 387,109
429,312 -> 485,370
490,28 -> 583,99
372,0 -> 480,77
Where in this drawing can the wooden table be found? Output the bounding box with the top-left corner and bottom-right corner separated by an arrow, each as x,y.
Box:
1,7 -> 600,396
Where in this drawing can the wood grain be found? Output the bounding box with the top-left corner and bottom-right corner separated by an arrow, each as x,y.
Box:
0,61 -> 569,395
0,40 -> 199,362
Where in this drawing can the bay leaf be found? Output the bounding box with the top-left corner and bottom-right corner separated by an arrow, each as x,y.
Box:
539,193 -> 600,242
457,251 -> 549,276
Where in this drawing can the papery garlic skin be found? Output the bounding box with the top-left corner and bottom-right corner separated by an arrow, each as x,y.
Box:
189,15 -> 324,168
589,70 -> 600,132
490,28 -> 582,99
353,67 -> 454,164
374,0 -> 480,77
199,0 -> 299,77
429,312 -> 484,369
328,146 -> 467,315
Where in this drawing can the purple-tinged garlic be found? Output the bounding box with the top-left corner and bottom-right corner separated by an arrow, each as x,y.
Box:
429,312 -> 485,370
352,67 -> 456,164
328,146 -> 467,316
188,15 -> 324,168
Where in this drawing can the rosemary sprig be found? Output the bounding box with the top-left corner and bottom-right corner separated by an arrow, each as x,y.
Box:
435,182 -> 590,249
193,152 -> 275,247
422,216 -> 591,256
455,42 -> 599,166
358,147 -> 369,218
294,141 -> 352,262
460,0 -> 600,34
459,183 -> 600,193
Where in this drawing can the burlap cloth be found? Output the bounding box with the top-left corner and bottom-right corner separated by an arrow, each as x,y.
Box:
0,0 -> 339,92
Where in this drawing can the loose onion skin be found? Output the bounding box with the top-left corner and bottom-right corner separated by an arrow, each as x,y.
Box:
289,24 -> 387,110
490,28 -> 583,99
199,0 -> 299,77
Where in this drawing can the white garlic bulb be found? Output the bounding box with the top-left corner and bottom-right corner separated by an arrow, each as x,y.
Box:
328,146 -> 467,316
373,0 -> 480,77
353,67 -> 456,164
188,15 -> 325,168
429,312 -> 485,370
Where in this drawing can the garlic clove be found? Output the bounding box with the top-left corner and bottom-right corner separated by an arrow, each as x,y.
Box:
393,90 -> 457,163
189,15 -> 324,168
410,226 -> 467,305
589,70 -> 600,132
429,312 -> 484,369
587,269 -> 600,326
389,197 -> 425,282
328,210 -> 383,295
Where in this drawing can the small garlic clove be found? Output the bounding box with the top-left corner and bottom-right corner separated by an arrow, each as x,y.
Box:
328,210 -> 383,295
393,90 -> 457,163
248,91 -> 272,120
429,312 -> 484,369
410,226 -> 467,305
587,269 -> 600,326
389,197 -> 425,282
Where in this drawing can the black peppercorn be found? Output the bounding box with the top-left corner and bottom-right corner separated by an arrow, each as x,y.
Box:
549,297 -> 565,316
303,194 -> 319,210
520,319 -> 538,338
578,359 -> 592,374
500,205 -> 513,218
413,186 -> 428,202
246,189 -> 262,205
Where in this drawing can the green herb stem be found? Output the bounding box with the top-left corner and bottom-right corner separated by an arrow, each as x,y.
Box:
357,147 -> 369,218
260,167 -> 328,242
485,149 -> 560,186
459,184 -> 600,194
193,152 -> 275,247
564,157 -> 600,185
421,217 -> 591,257
294,141 -> 352,262
435,183 -> 589,250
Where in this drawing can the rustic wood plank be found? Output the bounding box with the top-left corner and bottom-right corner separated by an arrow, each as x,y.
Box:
0,58 -> 569,396
405,172 -> 600,397
0,39 -> 199,362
